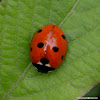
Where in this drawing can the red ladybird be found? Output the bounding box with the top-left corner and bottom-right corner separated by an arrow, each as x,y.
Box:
30,24 -> 67,72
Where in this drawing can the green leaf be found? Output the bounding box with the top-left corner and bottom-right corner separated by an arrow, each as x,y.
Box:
0,0 -> 100,100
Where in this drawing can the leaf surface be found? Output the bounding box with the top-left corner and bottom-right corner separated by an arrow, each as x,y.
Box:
0,0 -> 100,100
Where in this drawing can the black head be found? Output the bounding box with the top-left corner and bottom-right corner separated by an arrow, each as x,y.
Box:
32,63 -> 55,73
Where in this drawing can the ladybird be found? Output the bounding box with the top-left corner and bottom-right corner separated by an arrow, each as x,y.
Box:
30,24 -> 67,73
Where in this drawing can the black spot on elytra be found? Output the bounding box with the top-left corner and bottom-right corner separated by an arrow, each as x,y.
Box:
62,35 -> 66,39
37,42 -> 44,48
40,58 -> 49,64
53,46 -> 59,52
37,29 -> 42,33
30,48 -> 32,51
61,55 -> 64,60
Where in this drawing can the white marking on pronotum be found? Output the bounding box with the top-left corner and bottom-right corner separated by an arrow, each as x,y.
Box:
37,62 -> 43,65
45,64 -> 51,67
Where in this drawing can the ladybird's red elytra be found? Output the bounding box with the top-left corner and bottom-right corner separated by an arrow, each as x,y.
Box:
30,24 -> 67,73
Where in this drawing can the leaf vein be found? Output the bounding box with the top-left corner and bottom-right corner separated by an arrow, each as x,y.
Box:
68,24 -> 100,45
59,0 -> 80,27
2,62 -> 32,100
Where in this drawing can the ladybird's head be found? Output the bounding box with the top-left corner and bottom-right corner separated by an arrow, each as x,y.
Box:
32,58 -> 55,73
